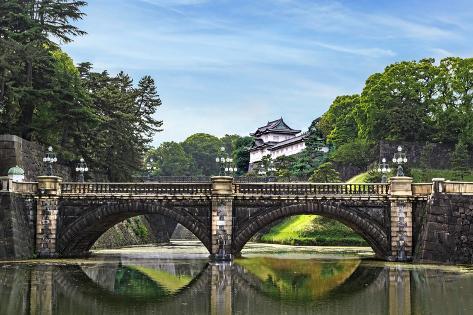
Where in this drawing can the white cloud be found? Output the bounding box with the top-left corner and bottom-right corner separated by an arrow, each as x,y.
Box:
311,41 -> 395,58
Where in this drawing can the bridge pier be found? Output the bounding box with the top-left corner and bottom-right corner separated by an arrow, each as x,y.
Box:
35,176 -> 62,258
389,177 -> 413,261
210,176 -> 234,261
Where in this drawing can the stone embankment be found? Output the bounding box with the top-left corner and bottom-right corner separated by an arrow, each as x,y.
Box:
415,194 -> 473,264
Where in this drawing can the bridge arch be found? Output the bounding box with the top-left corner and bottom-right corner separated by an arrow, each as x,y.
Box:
56,199 -> 211,257
233,201 -> 390,259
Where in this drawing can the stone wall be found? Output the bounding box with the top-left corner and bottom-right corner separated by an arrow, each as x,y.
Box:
0,193 -> 35,259
0,135 -> 172,251
379,141 -> 454,169
0,135 -> 72,181
414,194 -> 473,264
93,216 -> 157,249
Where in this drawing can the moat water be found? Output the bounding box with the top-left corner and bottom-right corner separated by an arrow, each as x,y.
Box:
1,242 -> 473,315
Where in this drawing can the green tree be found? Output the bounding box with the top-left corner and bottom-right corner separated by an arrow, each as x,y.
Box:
319,95 -> 359,146
233,136 -> 253,174
355,59 -> 436,143
0,0 -> 87,139
451,141 -> 470,180
330,140 -> 374,169
309,162 -> 341,183
148,142 -> 193,176
182,133 -> 222,176
419,143 -> 436,170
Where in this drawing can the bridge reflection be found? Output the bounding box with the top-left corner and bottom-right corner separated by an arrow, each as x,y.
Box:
1,258 -> 473,314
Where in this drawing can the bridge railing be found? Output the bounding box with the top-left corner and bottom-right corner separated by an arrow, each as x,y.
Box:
412,183 -> 433,196
233,182 -> 390,196
11,181 -> 38,194
443,182 -> 473,194
61,182 -> 212,195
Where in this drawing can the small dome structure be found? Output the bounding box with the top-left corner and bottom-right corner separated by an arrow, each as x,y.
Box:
8,166 -> 25,176
7,165 -> 25,182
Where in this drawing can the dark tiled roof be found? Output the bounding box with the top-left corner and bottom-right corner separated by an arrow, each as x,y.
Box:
250,118 -> 300,136
249,141 -> 278,151
269,133 -> 307,151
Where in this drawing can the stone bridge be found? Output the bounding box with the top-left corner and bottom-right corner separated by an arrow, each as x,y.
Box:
2,175 -> 473,263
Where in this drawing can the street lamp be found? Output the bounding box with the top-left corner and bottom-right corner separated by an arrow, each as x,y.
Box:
392,146 -> 408,176
216,147 -> 236,176
267,159 -> 277,182
75,158 -> 88,183
377,158 -> 391,183
42,146 -> 57,176
146,157 -> 157,180
257,163 -> 267,177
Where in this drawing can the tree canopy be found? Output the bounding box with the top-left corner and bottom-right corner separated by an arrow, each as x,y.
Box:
0,1 -> 163,180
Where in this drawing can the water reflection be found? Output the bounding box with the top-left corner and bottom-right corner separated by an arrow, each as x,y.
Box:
1,257 -> 473,314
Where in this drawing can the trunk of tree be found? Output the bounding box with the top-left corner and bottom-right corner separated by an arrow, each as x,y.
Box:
19,59 -> 34,139
26,59 -> 33,87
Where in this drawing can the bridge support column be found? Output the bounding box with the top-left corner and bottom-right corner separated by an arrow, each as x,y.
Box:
211,176 -> 234,261
35,176 -> 62,258
389,177 -> 413,261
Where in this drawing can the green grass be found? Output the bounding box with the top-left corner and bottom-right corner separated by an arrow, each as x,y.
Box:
260,215 -> 367,246
347,172 -> 370,183
259,172 -> 371,247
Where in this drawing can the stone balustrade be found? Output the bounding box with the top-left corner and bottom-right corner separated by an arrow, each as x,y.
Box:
60,182 -> 213,196
233,182 -> 390,196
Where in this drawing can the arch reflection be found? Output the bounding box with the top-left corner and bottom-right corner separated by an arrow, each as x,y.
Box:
2,257 -> 472,315
78,258 -> 209,300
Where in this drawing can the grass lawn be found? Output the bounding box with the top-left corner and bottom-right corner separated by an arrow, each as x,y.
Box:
260,215 -> 367,246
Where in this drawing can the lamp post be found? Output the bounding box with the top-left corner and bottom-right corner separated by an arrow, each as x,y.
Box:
216,147 -> 236,176
75,158 -> 88,183
42,146 -> 57,176
392,146 -> 408,176
267,159 -> 277,182
377,158 -> 391,183
146,157 -> 157,181
257,163 -> 266,177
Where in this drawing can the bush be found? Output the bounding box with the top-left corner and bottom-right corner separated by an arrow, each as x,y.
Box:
331,140 -> 375,169
310,162 -> 341,183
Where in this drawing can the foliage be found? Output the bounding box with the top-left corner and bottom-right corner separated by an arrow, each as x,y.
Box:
330,140 -> 374,169
309,162 -> 341,183
233,136 -> 253,174
147,142 -> 193,176
451,141 -> 470,180
318,95 -> 359,146
78,68 -> 163,181
419,143 -> 437,170
148,134 -> 252,176
182,133 -> 222,176
410,168 -> 473,182
354,58 -> 473,146
0,0 -> 87,139
0,1 -> 163,181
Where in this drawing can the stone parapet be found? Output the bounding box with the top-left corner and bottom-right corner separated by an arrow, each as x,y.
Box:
37,176 -> 62,195
211,176 -> 233,195
389,177 -> 413,197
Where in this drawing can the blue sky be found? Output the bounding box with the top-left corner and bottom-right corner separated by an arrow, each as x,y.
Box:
63,0 -> 473,145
